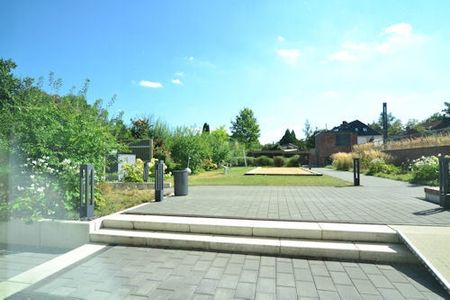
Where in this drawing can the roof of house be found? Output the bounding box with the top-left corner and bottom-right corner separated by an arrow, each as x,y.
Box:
424,117 -> 450,131
330,120 -> 381,136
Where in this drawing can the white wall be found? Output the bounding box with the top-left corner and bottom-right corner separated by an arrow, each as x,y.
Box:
357,135 -> 383,145
0,219 -> 90,250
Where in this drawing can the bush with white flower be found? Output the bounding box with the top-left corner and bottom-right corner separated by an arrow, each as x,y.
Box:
8,155 -> 80,221
410,155 -> 439,186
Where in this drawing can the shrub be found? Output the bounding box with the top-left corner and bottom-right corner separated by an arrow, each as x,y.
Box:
255,155 -> 274,166
352,143 -> 391,169
410,156 -> 439,186
246,157 -> 255,166
273,156 -> 286,167
123,159 -> 145,182
286,155 -> 300,167
331,152 -> 353,171
367,158 -> 400,175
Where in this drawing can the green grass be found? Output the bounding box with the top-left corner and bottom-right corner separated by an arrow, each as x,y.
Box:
189,167 -> 350,186
369,172 -> 414,183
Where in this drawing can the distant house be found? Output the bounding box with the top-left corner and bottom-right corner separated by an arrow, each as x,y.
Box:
423,117 -> 450,131
310,120 -> 381,166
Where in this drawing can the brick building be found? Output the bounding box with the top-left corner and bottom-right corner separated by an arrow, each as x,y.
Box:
310,120 -> 381,166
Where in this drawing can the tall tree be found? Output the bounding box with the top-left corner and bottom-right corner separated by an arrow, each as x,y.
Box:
279,129 -> 298,145
130,117 -> 151,139
442,102 -> 450,116
369,112 -> 404,136
303,120 -> 316,149
202,122 -> 210,134
230,107 -> 260,149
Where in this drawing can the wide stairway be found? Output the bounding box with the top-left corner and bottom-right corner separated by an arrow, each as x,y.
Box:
90,214 -> 417,264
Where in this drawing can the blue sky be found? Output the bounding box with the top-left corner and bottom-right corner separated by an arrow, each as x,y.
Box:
1,0 -> 450,143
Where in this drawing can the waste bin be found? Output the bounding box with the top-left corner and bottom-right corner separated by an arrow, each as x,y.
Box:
173,169 -> 189,196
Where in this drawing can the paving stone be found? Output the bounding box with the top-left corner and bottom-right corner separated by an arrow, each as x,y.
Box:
261,256 -> 276,266
293,259 -> 309,269
310,265 -> 329,277
213,287 -> 235,300
345,266 -> 368,280
324,261 -> 345,272
277,272 -> 296,287
317,290 -> 341,299
367,274 -> 394,289
234,282 -> 256,299
377,288 -> 406,300
205,267 -> 224,280
336,284 -> 362,299
255,292 -> 275,300
276,286 -> 297,300
218,274 -> 240,289
393,282 -> 426,299
352,279 -> 379,295
256,277 -> 276,293
259,265 -> 276,278
296,281 -> 319,298
240,269 -> 258,283
212,257 -> 229,268
313,276 -> 336,292
277,261 -> 294,274
243,259 -> 260,271
294,269 -> 314,282
224,263 -> 242,275
196,279 -> 219,295
329,271 -> 353,286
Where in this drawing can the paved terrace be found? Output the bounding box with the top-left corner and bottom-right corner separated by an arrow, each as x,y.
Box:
11,246 -> 448,299
127,169 -> 450,225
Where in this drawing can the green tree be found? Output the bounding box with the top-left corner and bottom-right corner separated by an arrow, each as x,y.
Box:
130,117 -> 151,139
370,112 -> 404,136
442,102 -> 450,116
279,129 -> 298,145
209,127 -> 231,165
230,107 -> 260,149
202,122 -> 210,134
303,120 -> 316,149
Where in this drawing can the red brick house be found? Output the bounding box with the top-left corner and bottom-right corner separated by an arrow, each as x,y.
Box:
310,120 -> 381,166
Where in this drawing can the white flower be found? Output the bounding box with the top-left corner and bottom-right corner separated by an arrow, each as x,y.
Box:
30,175 -> 35,179
31,160 -> 37,165
37,187 -> 45,193
17,186 -> 25,191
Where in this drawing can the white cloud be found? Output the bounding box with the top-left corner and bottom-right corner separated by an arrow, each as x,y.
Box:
328,23 -> 423,62
171,79 -> 183,85
139,80 -> 163,88
321,90 -> 338,97
277,48 -> 301,64
175,71 -> 184,77
328,50 -> 359,62
384,23 -> 412,35
188,56 -> 194,61
277,35 -> 285,42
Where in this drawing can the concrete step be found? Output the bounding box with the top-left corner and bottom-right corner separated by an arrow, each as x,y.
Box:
89,228 -> 416,264
100,214 -> 400,243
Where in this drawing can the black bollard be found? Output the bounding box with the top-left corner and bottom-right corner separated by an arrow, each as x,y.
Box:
439,156 -> 450,208
154,160 -> 164,202
79,164 -> 94,219
353,158 -> 360,186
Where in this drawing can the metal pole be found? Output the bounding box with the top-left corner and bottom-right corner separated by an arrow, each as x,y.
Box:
143,161 -> 149,182
382,102 -> 388,145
